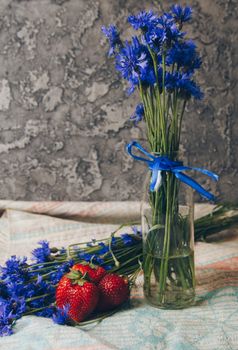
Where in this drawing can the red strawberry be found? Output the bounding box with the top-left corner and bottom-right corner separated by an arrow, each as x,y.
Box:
56,275 -> 72,308
72,263 -> 106,284
56,270 -> 99,322
67,281 -> 99,322
97,273 -> 130,312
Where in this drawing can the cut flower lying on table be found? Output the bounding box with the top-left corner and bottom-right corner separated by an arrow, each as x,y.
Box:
0,226 -> 141,337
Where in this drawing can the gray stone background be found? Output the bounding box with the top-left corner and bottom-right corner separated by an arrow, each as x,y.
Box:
0,0 -> 237,202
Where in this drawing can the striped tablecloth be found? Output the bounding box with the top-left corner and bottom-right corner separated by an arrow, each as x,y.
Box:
0,201 -> 237,350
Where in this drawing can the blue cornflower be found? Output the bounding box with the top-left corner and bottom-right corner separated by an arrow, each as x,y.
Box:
36,306 -> 54,318
98,242 -> 109,254
0,301 -> 14,337
115,37 -> 155,93
121,233 -> 134,246
52,304 -> 71,325
27,282 -> 55,310
145,14 -> 183,51
0,297 -> 26,337
36,274 -> 43,284
50,260 -> 74,285
171,5 -> 192,24
0,256 -> 28,283
164,23 -> 184,47
116,37 -> 147,81
157,13 -> 174,27
128,10 -> 159,31
131,226 -> 142,237
166,72 -> 203,100
111,236 -> 117,246
26,278 -> 55,310
0,324 -> 13,337
10,273 -> 52,301
78,250 -> 106,266
35,275 -> 54,294
32,240 -> 51,263
92,256 -> 104,265
0,281 -> 9,299
144,26 -> 164,52
0,297 -> 6,303
102,25 -> 122,56
60,247 -> 66,255
78,252 -> 93,262
0,257 -> 31,300
29,297 -> 45,309
10,296 -> 26,315
166,40 -> 202,72
178,76 -> 203,100
6,281 -> 26,298
131,226 -> 138,235
130,103 -> 144,124
158,17 -> 184,48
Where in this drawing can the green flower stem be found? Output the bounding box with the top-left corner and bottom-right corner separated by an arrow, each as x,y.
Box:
24,305 -> 51,315
158,173 -> 172,300
178,100 -> 187,147
25,293 -> 53,303
148,48 -> 166,152
29,265 -> 62,273
30,260 -> 64,268
162,52 -> 166,131
113,253 -> 142,270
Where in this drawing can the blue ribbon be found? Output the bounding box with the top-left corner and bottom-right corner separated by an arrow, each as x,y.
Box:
127,141 -> 219,202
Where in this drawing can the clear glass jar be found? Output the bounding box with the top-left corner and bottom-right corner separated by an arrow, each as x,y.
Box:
141,170 -> 195,309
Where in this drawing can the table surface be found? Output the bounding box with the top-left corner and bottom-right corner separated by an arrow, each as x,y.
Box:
0,201 -> 237,350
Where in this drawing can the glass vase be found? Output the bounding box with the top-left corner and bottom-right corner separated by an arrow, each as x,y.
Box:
141,169 -> 195,309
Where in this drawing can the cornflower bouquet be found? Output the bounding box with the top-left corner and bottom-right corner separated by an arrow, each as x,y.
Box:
0,226 -> 142,336
102,5 -> 203,139
102,5 -> 219,308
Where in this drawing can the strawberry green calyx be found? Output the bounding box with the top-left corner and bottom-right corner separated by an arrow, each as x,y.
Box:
71,263 -> 106,284
66,269 -> 90,286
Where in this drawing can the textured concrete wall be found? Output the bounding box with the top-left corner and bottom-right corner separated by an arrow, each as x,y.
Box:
0,0 -> 237,202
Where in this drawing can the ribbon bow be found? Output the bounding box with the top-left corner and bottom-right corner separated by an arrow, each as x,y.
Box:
127,141 -> 219,202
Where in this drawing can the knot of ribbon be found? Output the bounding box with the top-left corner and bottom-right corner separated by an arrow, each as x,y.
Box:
127,141 -> 219,202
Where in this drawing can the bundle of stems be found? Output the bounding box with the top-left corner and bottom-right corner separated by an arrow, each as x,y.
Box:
140,51 -> 191,305
194,203 -> 238,240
